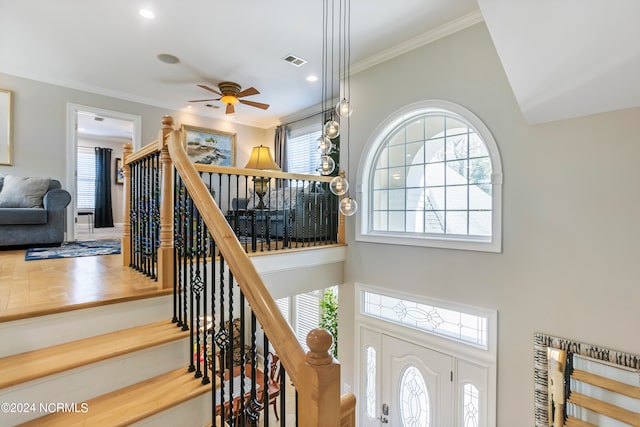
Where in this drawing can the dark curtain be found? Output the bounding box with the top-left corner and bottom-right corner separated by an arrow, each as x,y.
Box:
94,147 -> 114,228
274,125 -> 288,188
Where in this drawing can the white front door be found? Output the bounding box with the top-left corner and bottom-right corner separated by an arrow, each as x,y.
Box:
360,328 -> 453,426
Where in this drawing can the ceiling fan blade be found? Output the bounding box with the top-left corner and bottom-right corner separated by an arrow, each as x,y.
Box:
188,98 -> 220,102
197,84 -> 223,96
239,99 -> 270,110
226,104 -> 235,114
236,87 -> 260,98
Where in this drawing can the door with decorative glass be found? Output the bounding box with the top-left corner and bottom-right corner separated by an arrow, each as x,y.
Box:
360,328 -> 453,426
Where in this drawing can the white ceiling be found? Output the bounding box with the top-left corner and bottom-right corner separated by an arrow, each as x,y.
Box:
1,1 -> 638,132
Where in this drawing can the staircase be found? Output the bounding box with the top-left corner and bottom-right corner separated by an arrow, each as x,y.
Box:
0,294 -> 216,427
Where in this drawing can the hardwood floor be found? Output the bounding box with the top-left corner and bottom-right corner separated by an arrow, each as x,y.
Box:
0,248 -> 168,322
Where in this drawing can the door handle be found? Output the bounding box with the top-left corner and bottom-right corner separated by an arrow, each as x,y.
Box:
376,415 -> 389,423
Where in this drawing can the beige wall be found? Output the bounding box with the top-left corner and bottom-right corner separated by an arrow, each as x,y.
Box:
339,22 -> 640,425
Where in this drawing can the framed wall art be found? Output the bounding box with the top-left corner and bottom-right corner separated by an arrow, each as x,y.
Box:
181,124 -> 236,166
115,157 -> 124,184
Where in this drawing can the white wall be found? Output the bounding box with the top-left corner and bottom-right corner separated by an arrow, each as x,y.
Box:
339,23 -> 640,425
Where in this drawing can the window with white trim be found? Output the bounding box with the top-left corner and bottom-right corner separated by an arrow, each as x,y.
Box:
77,146 -> 96,210
275,286 -> 337,351
358,101 -> 502,252
287,128 -> 322,175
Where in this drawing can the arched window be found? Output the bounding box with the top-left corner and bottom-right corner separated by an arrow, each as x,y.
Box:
357,100 -> 502,252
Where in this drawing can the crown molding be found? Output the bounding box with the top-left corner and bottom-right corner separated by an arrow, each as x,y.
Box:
350,9 -> 484,75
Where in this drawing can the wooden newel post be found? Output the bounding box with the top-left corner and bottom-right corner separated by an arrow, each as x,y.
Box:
157,115 -> 175,289
121,143 -> 133,267
298,328 -> 341,427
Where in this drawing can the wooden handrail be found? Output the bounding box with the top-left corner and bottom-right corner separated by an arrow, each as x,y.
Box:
339,392 -> 357,427
194,163 -> 336,183
166,128 -> 307,384
124,139 -> 160,165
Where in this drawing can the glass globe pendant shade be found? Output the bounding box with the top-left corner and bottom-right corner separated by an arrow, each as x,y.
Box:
319,155 -> 336,175
329,175 -> 348,196
336,98 -> 353,117
339,197 -> 358,216
317,135 -> 334,155
323,120 -> 340,139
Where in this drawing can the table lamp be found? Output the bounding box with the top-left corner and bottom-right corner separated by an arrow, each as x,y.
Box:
245,145 -> 280,209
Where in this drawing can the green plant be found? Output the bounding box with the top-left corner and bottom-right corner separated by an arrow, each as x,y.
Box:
319,288 -> 339,358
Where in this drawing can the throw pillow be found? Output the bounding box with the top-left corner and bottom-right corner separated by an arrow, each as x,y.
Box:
0,175 -> 51,208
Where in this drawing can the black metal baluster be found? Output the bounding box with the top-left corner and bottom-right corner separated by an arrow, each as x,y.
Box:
263,334 -> 270,427
187,193 -> 196,373
172,171 -> 180,325
193,207 -> 204,379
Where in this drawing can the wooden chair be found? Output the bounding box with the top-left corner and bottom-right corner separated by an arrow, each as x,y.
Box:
266,352 -> 282,421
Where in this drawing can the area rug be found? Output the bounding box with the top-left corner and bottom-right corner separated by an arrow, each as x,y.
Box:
25,239 -> 121,261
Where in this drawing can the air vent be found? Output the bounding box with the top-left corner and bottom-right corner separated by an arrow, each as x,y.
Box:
282,54 -> 307,67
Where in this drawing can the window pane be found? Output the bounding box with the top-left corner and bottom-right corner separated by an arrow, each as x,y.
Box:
388,144 -> 405,167
405,210 -> 423,233
446,135 -> 468,160
463,383 -> 480,427
446,185 -> 468,210
406,118 -> 425,143
446,211 -> 467,235
445,117 -> 468,136
446,160 -> 469,183
426,138 -> 444,163
376,147 -> 389,169
426,187 -> 444,211
389,167 -> 405,188
406,141 -> 424,165
399,366 -> 430,427
426,116 -> 445,140
426,212 -> 444,233
389,211 -> 405,232
406,188 -> 424,210
365,347 -> 377,418
373,189 -> 389,210
469,132 -> 488,157
388,129 -> 405,147
425,163 -> 444,187
469,157 -> 491,184
373,211 -> 388,230
469,211 -> 491,236
374,169 -> 389,190
295,291 -> 321,351
469,186 -> 491,210
288,130 -> 322,175
388,189 -> 405,210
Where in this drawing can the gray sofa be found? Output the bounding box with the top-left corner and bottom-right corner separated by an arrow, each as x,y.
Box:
0,176 -> 72,247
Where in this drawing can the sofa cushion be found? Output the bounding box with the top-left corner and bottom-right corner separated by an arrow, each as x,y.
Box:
0,175 -> 52,208
0,207 -> 47,225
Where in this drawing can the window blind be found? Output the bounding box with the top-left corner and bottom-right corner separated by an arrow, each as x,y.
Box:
77,146 -> 96,210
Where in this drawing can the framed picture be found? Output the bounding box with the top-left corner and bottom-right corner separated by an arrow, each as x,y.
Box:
181,124 -> 236,166
115,157 -> 124,184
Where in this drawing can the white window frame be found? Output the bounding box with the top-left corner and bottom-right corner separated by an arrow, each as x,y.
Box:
356,100 -> 503,252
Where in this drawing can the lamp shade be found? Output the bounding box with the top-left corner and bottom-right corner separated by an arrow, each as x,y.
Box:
244,145 -> 281,170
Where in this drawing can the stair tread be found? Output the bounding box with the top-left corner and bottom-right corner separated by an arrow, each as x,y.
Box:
0,320 -> 189,389
17,366 -> 211,427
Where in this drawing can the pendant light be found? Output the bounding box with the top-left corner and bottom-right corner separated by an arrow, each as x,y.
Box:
321,0 -> 357,216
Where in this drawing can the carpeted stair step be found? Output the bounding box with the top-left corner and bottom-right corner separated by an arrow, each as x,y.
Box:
17,367 -> 212,427
0,320 -> 188,390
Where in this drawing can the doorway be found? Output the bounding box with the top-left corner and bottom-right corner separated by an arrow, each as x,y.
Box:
66,103 -> 141,241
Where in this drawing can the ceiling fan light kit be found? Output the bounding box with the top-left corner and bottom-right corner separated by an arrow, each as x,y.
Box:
189,81 -> 269,115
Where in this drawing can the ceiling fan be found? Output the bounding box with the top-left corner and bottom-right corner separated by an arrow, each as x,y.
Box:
189,82 -> 270,114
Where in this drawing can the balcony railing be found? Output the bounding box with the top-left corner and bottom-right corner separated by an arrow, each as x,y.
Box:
121,116 -> 355,427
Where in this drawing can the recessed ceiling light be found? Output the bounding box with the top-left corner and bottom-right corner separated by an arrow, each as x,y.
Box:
139,9 -> 155,19
306,75 -> 319,82
157,53 -> 179,64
